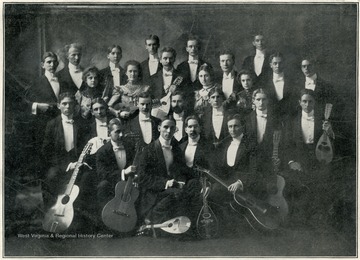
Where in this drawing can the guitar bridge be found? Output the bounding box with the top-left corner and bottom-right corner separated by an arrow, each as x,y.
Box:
113,210 -> 130,217
54,214 -> 64,217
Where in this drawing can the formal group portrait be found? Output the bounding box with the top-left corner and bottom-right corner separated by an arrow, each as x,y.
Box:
4,2 -> 357,257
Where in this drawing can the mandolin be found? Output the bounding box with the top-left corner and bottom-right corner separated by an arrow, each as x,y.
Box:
151,76 -> 183,120
42,142 -> 93,233
196,176 -> 219,239
316,103 -> 334,164
195,165 -> 287,232
136,216 -> 191,236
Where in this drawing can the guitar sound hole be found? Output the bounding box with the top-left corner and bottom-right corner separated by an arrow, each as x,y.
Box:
61,196 -> 70,204
113,210 -> 130,217
202,213 -> 211,219
318,144 -> 331,152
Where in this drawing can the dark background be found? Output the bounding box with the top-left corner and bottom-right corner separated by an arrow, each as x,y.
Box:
4,3 -> 358,256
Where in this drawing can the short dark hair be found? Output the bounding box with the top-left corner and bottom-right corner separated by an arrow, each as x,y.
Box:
209,86 -> 225,100
138,91 -> 152,100
42,51 -> 58,62
269,52 -> 284,63
299,89 -> 316,100
107,45 -> 122,55
108,118 -> 123,131
124,60 -> 142,80
82,66 -> 100,82
160,47 -> 177,60
300,56 -> 316,65
58,92 -> 75,103
237,69 -> 254,83
145,35 -> 160,45
184,115 -> 200,127
252,88 -> 269,101
187,35 -> 201,49
219,49 -> 235,61
171,90 -> 185,99
160,116 -> 176,126
226,113 -> 245,126
91,97 -> 108,109
65,43 -> 82,54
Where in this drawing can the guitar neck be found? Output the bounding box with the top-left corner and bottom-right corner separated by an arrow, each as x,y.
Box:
201,169 -> 228,189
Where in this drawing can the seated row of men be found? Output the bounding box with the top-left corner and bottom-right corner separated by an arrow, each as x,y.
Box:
39,84 -> 334,236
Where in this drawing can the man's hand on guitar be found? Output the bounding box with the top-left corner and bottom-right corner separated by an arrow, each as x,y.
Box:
288,161 -> 302,171
119,111 -> 130,118
38,103 -> 51,112
124,165 -> 137,175
168,84 -> 177,94
228,180 -> 243,193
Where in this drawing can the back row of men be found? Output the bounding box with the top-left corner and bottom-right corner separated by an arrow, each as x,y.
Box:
25,33 -> 339,235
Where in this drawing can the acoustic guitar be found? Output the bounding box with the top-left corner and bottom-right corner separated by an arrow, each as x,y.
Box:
316,103 -> 334,164
42,142 -> 93,233
196,176 -> 219,239
136,216 -> 191,236
151,76 -> 183,119
195,165 -> 287,232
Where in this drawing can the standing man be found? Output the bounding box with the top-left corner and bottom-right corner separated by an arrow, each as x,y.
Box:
242,34 -> 271,86
177,36 -> 211,91
169,91 -> 191,143
216,49 -> 242,100
57,43 -> 84,95
141,35 -> 162,85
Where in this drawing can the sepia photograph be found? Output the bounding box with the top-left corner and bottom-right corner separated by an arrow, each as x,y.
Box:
3,2 -> 357,257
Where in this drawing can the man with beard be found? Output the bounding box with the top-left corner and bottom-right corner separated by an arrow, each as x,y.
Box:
169,91 -> 190,144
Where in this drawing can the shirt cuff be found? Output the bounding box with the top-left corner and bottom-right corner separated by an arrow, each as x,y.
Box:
32,102 -> 38,115
288,160 -> 295,165
121,169 -> 126,181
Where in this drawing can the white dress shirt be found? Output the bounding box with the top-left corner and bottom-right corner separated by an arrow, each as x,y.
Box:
305,73 -> 317,91
111,140 -> 127,171
254,49 -> 266,76
301,110 -> 315,144
212,107 -> 224,139
109,62 -> 121,87
163,68 -> 174,92
222,71 -> 235,99
61,114 -> 74,152
185,136 -> 200,167
227,134 -> 243,167
68,63 -> 83,89
173,112 -> 184,142
188,56 -> 199,82
256,109 -> 268,144
159,136 -> 173,172
139,113 -> 152,144
148,54 -> 159,76
31,71 -> 60,115
273,72 -> 285,101
95,118 -> 109,139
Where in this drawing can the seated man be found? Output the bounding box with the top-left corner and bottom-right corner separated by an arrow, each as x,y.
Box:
137,117 -> 191,226
169,91 -> 191,143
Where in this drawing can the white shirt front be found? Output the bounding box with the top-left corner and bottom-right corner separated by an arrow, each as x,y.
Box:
173,112 -> 184,142
305,73 -> 317,91
185,136 -> 200,168
212,107 -> 224,139
111,140 -> 127,170
95,118 -> 109,139
163,68 -> 173,92
109,62 -> 121,87
139,113 -> 152,144
188,56 -> 199,82
256,109 -> 267,144
61,114 -> 74,152
227,134 -> 243,167
254,49 -> 266,76
148,54 -> 160,76
222,71 -> 235,99
273,72 -> 285,101
68,63 -> 83,89
301,110 -> 315,144
159,136 -> 173,172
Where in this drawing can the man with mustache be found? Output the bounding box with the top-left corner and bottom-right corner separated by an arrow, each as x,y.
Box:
169,91 -> 190,144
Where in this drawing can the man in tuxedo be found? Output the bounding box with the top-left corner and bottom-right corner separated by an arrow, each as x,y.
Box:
99,45 -> 127,105
96,118 -> 138,209
242,34 -> 271,86
124,92 -> 161,152
141,35 -> 162,85
263,52 -> 298,119
41,92 -> 88,211
177,36 -> 211,91
57,43 -> 84,95
169,91 -> 190,144
216,49 -> 241,99
149,47 -> 191,106
137,117 -> 190,225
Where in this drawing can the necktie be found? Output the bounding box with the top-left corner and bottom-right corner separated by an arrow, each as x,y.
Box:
73,69 -> 81,73
224,75 -> 233,80
275,77 -> 284,82
164,72 -> 173,77
214,112 -> 223,116
162,145 -> 172,150
98,123 -> 107,127
50,77 -> 58,82
257,114 -> 267,118
188,142 -> 198,146
64,120 -> 74,124
305,116 -> 314,122
188,60 -> 199,64
113,144 -> 125,151
141,117 -> 151,122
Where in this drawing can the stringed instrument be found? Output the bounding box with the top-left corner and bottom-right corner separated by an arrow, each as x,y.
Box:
195,165 -> 286,232
268,130 -> 289,221
316,103 -> 334,164
101,136 -> 141,233
151,76 -> 183,119
196,176 -> 219,239
136,216 -> 191,236
42,142 -> 93,233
